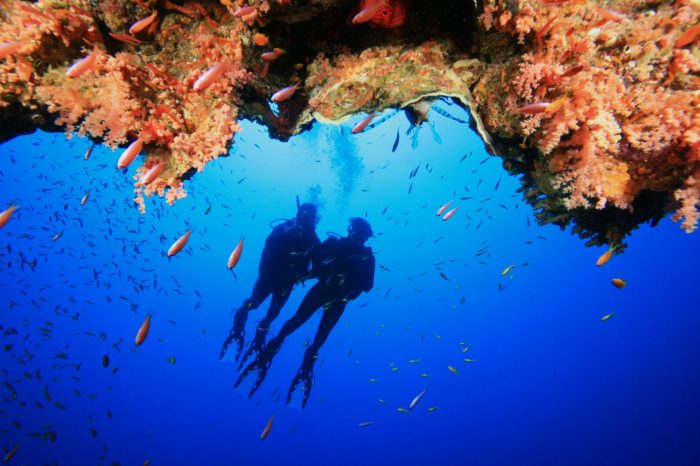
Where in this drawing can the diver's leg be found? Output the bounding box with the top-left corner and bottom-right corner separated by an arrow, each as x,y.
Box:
235,284 -> 325,396
220,276 -> 271,359
239,285 -> 292,368
288,302 -> 346,408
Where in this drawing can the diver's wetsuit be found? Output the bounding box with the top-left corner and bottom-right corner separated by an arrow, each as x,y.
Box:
220,219 -> 320,360
237,235 -> 375,406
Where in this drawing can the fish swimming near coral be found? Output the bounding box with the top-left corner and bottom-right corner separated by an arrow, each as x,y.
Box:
356,0 -> 408,28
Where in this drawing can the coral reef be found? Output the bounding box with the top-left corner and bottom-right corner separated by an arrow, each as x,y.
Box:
472,0 -> 700,241
0,0 -> 698,245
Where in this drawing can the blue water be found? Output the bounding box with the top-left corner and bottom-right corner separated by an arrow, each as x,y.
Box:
1,100 -> 699,466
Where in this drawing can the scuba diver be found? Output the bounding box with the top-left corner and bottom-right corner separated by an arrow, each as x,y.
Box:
235,217 -> 376,408
220,200 -> 320,362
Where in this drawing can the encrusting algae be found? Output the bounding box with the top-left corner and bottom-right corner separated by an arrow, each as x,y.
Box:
0,0 -> 698,248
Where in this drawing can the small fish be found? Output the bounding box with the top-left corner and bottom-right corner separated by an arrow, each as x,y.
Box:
397,408 -> 409,413
368,378 -> 378,383
408,388 -> 427,410
352,114 -> 376,134
168,230 -> 191,257
611,278 -> 627,289
358,421 -> 375,427
447,365 -> 459,375
514,102 -> 551,115
352,0 -> 386,24
233,5 -> 257,18
442,207 -> 458,221
601,312 -> 614,321
193,63 -> 228,92
129,10 -> 158,35
252,33 -> 269,46
66,51 -> 98,78
227,238 -> 244,270
271,82 -> 301,102
117,138 -> 144,169
0,205 -> 17,229
3,444 -> 19,462
436,201 -> 453,216
80,192 -> 90,205
391,130 -> 400,152
260,415 -> 273,440
101,354 -> 109,368
427,407 -> 439,412
167,357 -> 176,365
135,315 -> 151,346
83,144 -> 94,160
596,245 -> 616,266
501,265 -> 515,276
675,23 -> 700,49
138,162 -> 165,186
464,358 -> 476,363
0,41 -> 23,59
261,48 -> 285,61
52,231 -> 63,242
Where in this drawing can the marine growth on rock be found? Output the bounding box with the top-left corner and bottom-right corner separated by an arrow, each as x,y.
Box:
0,0 -> 698,247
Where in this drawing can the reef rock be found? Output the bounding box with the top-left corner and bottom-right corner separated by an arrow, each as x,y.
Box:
0,0 -> 698,247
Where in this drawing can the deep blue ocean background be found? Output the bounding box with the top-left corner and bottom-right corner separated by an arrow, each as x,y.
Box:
1,100 -> 699,466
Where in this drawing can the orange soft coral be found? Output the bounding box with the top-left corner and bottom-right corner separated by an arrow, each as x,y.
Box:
475,0 -> 700,230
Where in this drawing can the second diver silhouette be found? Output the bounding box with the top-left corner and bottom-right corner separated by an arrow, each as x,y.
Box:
235,217 -> 376,408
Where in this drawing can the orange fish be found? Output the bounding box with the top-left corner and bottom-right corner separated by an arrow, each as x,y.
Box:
80,192 -> 90,206
359,0 -> 407,28
118,138 -> 144,169
0,41 -> 23,59
227,238 -> 244,270
129,10 -> 158,35
271,82 -> 301,102
595,7 -> 627,22
675,23 -> 700,49
108,32 -> 145,45
83,144 -> 94,160
0,205 -> 17,229
138,162 -> 165,186
545,98 -> 566,113
596,245 -> 616,266
233,5 -> 257,18
436,201 -> 453,216
352,0 -> 386,25
168,230 -> 191,257
515,102 -> 551,115
261,48 -> 285,61
260,415 -> 274,440
442,207 -> 459,221
253,33 -> 269,46
193,63 -> 228,92
66,50 -> 98,78
352,114 -> 376,134
611,278 -> 627,289
135,314 -> 151,346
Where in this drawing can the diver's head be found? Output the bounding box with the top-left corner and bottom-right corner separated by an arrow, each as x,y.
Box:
296,203 -> 319,231
347,217 -> 373,244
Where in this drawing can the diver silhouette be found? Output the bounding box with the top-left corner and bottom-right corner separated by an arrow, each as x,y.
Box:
235,217 -> 376,408
220,201 -> 320,362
